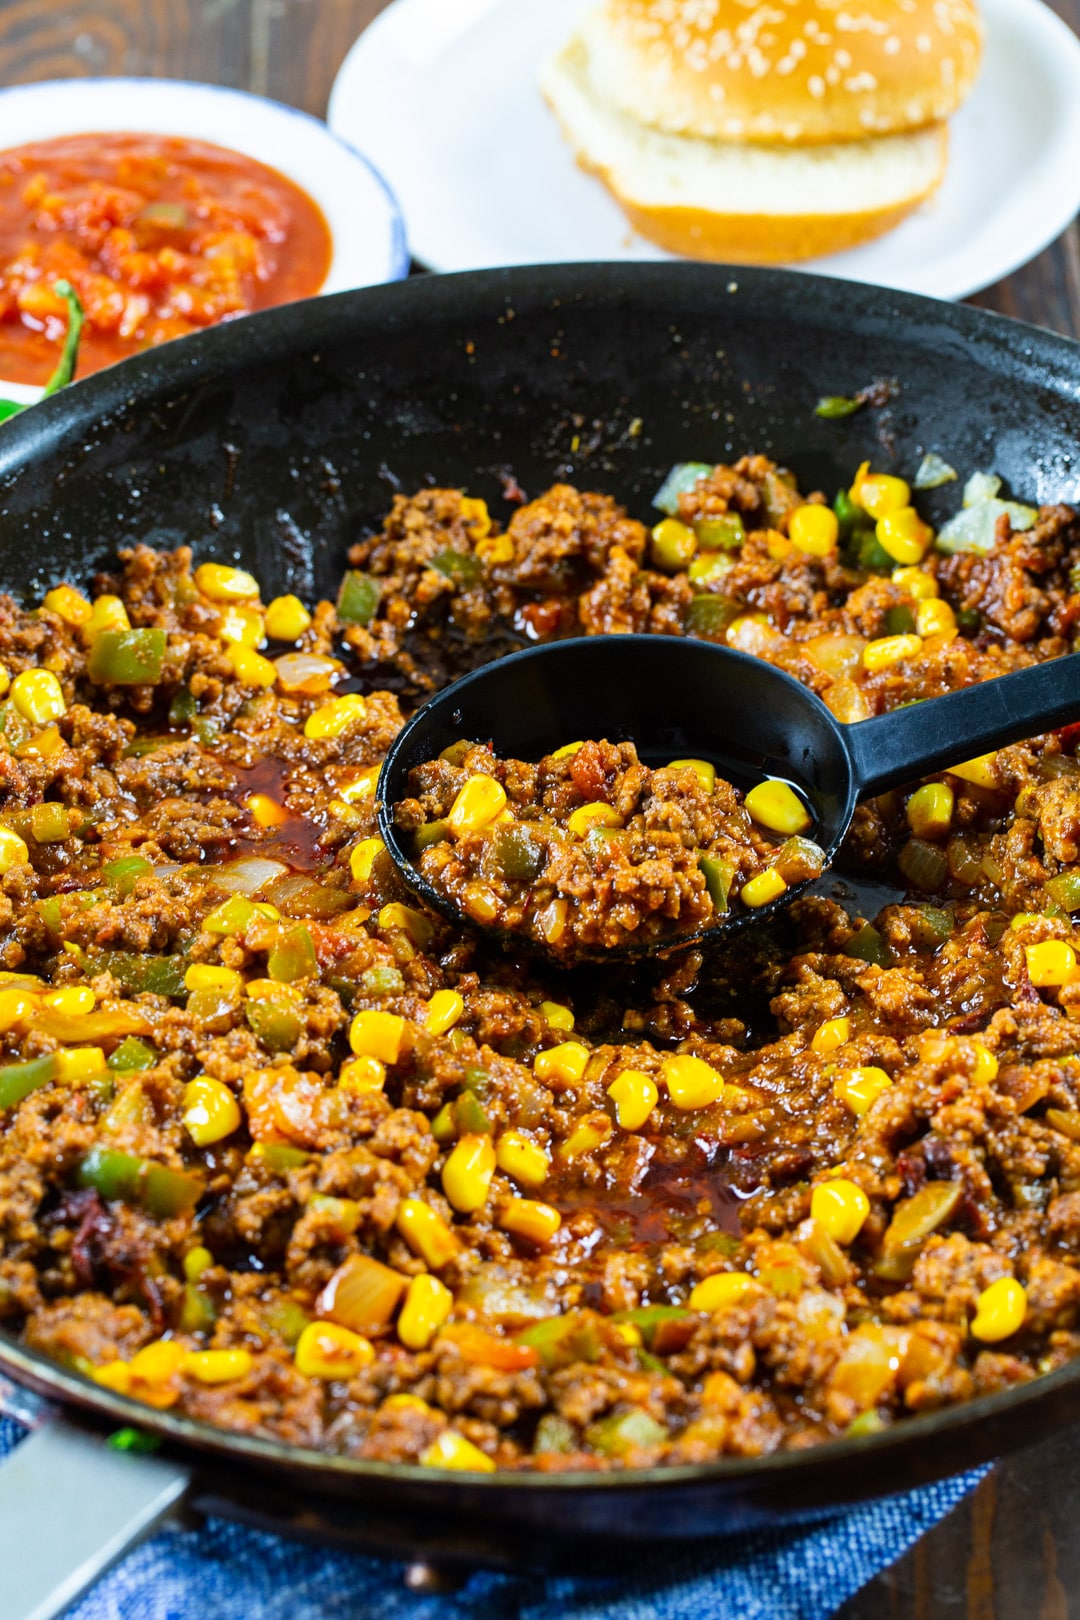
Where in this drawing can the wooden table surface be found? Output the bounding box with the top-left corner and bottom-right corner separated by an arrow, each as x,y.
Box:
2,1 -> 1079,1615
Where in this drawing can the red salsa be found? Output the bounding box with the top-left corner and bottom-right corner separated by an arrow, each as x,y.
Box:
0,132 -> 332,384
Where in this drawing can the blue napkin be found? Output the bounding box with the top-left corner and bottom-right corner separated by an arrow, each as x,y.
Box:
0,1415 -> 985,1620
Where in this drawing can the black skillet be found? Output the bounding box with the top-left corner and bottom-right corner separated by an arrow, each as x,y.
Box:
3,264 -> 1080,1615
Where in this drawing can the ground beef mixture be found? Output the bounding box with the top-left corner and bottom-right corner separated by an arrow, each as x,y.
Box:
396,739 -> 822,956
3,455 -> 1080,1474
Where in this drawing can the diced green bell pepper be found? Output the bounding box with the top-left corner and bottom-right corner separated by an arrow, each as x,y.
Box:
87,628 -> 167,686
337,571 -> 380,625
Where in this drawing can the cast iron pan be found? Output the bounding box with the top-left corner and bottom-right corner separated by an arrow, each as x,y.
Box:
2,264 -> 1080,1612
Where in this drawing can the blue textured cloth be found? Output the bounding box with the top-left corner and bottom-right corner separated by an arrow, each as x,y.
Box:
0,1415 -> 985,1619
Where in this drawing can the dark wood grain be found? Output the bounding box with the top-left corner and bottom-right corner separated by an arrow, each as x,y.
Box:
0,2 -> 1078,1615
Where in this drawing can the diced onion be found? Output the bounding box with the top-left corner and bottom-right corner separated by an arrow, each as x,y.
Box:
213,857 -> 289,895
962,471 -> 1002,507
936,498 -> 1038,555
913,453 -> 958,490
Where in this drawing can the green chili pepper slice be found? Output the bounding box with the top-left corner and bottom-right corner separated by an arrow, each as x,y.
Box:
337,570 -> 380,625
87,629 -> 167,686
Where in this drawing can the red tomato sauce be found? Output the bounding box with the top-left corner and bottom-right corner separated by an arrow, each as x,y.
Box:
0,132 -> 333,385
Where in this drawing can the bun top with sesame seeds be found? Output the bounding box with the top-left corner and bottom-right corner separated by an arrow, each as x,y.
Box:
580,0 -> 982,145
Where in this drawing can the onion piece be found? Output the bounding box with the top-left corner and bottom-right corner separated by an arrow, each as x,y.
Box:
936,497 -> 1037,555
913,453 -> 958,490
213,857 -> 289,895
963,471 -> 1002,507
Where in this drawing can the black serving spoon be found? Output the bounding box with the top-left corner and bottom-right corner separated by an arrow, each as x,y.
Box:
376,634 -> 1080,960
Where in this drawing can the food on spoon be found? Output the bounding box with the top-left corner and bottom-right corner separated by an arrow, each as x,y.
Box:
395,739 -> 820,954
539,0 -> 982,263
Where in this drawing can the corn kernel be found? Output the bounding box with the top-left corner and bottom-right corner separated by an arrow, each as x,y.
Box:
834,1066 -> 892,1115
690,1272 -> 756,1312
789,503 -> 839,556
853,471 -> 910,519
667,758 -> 717,792
811,1016 -> 850,1055
378,902 -> 434,948
1026,940 -> 1077,987
396,1198 -> 461,1268
11,668 -> 65,724
559,1113 -> 613,1161
264,594 -> 312,641
475,533 -> 514,564
185,964 -> 242,994
182,1076 -> 242,1146
0,825 -> 29,873
539,1000 -> 574,1032
863,634 -> 922,673
295,1320 -> 375,1379
607,1069 -> 659,1130
744,780 -> 811,836
54,1046 -> 107,1082
397,1274 -> 453,1350
906,783 -> 954,840
499,1198 -> 562,1245
0,986 -> 35,1029
614,1322 -> 643,1347
129,1340 -> 188,1385
226,642 -> 276,688
0,664 -> 9,698
875,506 -> 933,564
84,594 -> 130,639
383,1393 -> 434,1414
461,496 -> 492,539
495,1130 -> 550,1188
566,802 -> 622,836
420,1430 -> 496,1473
43,584 -> 92,626
447,774 -> 506,835
810,1178 -> 870,1244
442,1132 -> 496,1213
948,753 -> 998,790
891,566 -> 938,600
426,989 -> 465,1035
971,1041 -> 999,1083
195,562 -> 260,601
662,1053 -> 726,1110
534,1041 -> 590,1084
42,985 -> 95,1014
970,1277 -> 1027,1343
350,836 -> 385,883
350,1009 -> 406,1064
304,693 -> 367,740
915,599 -> 957,640
217,603 -> 265,648
339,1054 -> 387,1094
93,1360 -> 133,1395
183,1246 -> 214,1282
247,792 -> 288,828
185,1349 -> 254,1384
740,868 -> 788,908
550,741 -> 584,760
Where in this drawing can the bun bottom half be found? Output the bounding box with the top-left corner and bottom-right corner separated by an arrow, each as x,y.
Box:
540,39 -> 948,265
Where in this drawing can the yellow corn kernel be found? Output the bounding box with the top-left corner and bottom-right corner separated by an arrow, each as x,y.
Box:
690,1272 -> 756,1312
226,642 -> 276,688
184,964 -> 242,994
970,1276 -> 1027,1343
93,1360 -> 134,1395
495,1130 -> 551,1188
667,758 -> 717,792
834,1066 -> 892,1115
460,496 -> 491,539
185,1349 -> 254,1384
535,897 -> 568,944
559,1113 -> 613,1162
811,1016 -> 851,1055
0,664 -> 9,698
42,985 -> 95,1014
304,693 -> 367,740
499,1198 -> 562,1245
566,802 -> 622,836
0,986 -> 35,1030
397,1274 -> 454,1351
183,1246 -> 214,1282
442,1133 -> 496,1214
129,1340 -> 188,1386
264,594 -> 312,641
1026,940 -> 1077,987
891,566 -> 938,600
875,507 -> 933,565
447,774 -> 507,835
383,1393 -> 434,1414
182,1076 -> 242,1146
295,1320 -> 375,1379
54,1046 -> 107,1083
765,533 -> 794,561
420,1430 -> 496,1473
350,836 -> 385,883
247,792 -> 288,828
607,1069 -> 659,1131
915,599 -> 957,640
396,1198 -> 461,1268
339,1054 -> 387,1094
349,1009 -> 406,1064
810,1178 -> 870,1244
744,780 -> 811,836
475,533 -> 514,565
195,562 -> 260,601
11,668 -> 65,724
906,782 -> 954,839
789,504 -> 839,557
539,1000 -> 574,1032
44,584 -> 93,626
663,1053 -> 727,1110
550,741 -> 584,760
614,1322 -> 643,1347
971,1041 -> 999,1083
853,471 -> 910,519
426,989 -> 465,1035
84,594 -> 130,639
948,753 -> 998,789
378,902 -> 434,948
534,1041 -> 590,1084
740,868 -> 788,908
863,634 -> 922,673
217,603 -> 265,648
0,825 -> 29,873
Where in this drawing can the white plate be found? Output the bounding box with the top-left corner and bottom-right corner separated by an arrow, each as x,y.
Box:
0,77 -> 408,403
328,0 -> 1080,301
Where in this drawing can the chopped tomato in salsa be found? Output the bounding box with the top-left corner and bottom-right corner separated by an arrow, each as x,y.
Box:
0,132 -> 332,384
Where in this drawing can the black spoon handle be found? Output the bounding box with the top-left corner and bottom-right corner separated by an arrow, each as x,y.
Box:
845,653 -> 1080,800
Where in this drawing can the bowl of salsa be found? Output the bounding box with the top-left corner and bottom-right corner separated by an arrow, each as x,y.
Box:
0,77 -> 407,395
